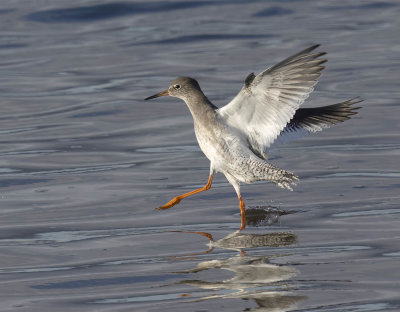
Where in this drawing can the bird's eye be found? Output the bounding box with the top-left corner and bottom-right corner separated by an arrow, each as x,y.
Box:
173,84 -> 181,90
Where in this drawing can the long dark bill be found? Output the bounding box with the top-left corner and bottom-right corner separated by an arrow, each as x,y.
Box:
144,90 -> 169,100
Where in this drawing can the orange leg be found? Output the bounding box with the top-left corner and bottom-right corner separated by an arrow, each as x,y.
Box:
238,194 -> 246,231
157,174 -> 213,210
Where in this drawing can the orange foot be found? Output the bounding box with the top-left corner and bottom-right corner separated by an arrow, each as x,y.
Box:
156,174 -> 213,211
157,196 -> 182,210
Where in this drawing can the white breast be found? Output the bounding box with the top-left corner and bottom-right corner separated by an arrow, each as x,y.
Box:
194,118 -> 249,173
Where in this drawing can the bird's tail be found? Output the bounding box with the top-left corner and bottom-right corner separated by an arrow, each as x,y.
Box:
258,162 -> 299,191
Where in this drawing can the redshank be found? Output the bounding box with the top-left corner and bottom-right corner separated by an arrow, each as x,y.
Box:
145,45 -> 361,230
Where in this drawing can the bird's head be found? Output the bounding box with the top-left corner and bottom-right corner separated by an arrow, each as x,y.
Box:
144,76 -> 202,101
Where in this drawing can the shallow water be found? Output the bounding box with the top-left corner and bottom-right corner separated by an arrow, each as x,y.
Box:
0,0 -> 399,311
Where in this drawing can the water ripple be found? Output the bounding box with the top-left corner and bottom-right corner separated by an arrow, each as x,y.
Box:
0,163 -> 136,176
25,1 -> 217,22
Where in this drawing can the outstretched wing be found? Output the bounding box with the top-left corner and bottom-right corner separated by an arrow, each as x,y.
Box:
272,98 -> 362,146
217,45 -> 326,157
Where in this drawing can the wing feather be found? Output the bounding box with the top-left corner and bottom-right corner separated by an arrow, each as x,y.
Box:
217,45 -> 326,157
272,98 -> 362,146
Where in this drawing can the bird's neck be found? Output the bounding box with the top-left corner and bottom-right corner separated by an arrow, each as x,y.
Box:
183,90 -> 216,123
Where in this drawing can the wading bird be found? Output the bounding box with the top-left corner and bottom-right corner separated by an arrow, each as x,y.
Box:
145,45 -> 361,230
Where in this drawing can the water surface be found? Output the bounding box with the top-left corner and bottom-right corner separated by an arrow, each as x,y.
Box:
0,0 -> 399,311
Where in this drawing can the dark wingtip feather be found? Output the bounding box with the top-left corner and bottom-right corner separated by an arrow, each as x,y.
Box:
347,97 -> 364,107
305,44 -> 321,53
337,97 -> 363,114
287,97 -> 362,131
265,45 -> 326,74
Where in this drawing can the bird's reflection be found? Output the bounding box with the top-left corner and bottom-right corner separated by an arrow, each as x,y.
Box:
245,205 -> 295,227
173,206 -> 306,311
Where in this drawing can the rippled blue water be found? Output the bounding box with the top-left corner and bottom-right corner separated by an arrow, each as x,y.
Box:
0,0 -> 399,311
